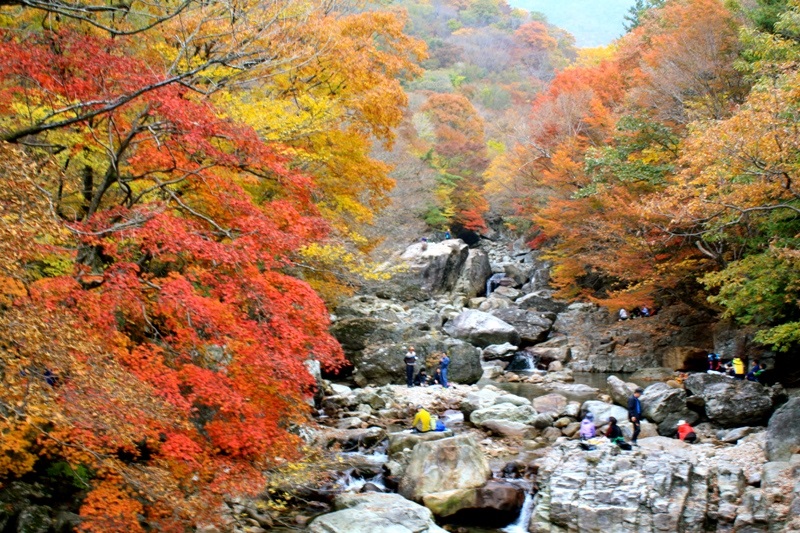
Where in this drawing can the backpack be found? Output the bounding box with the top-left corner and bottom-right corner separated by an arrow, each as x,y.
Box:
435,420 -> 446,432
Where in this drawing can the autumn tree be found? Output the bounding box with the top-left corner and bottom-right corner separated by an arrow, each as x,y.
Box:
420,93 -> 490,231
0,0 -> 425,528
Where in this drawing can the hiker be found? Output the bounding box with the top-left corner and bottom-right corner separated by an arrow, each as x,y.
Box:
431,367 -> 444,385
746,360 -> 761,382
444,230 -> 451,240
439,353 -> 450,388
579,412 -> 596,440
619,308 -> 629,321
627,387 -> 644,446
641,305 -> 651,317
420,237 -> 428,251
605,417 -> 631,449
708,353 -> 722,372
413,368 -> 429,387
630,307 -> 643,318
412,405 -> 433,433
732,356 -> 745,380
676,419 -> 697,443
404,347 -> 417,387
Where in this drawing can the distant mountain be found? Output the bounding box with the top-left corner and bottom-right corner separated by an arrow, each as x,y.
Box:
507,0 -> 635,47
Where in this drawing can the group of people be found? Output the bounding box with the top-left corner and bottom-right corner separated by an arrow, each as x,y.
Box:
618,305 -> 654,321
579,387 -> 698,450
708,353 -> 768,383
403,347 -> 450,388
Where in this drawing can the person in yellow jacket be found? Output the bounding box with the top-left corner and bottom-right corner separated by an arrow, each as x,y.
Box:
413,405 -> 433,432
732,357 -> 745,380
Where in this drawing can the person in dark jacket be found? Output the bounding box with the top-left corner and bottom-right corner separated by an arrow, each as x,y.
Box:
627,387 -> 644,446
413,369 -> 429,387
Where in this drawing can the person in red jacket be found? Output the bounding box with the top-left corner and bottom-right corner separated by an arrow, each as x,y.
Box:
676,420 -> 697,443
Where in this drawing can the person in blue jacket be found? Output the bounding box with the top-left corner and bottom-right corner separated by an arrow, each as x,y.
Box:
439,354 -> 450,388
627,387 -> 644,446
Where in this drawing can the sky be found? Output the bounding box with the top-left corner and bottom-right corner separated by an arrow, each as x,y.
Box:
507,0 -> 636,47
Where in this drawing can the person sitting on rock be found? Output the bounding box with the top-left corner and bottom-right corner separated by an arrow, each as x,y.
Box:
676,420 -> 697,443
641,305 -> 651,317
746,360 -> 761,382
579,412 -> 596,440
732,356 -> 745,380
431,367 -> 445,386
708,353 -> 722,372
413,369 -> 429,387
605,417 -> 631,449
412,405 -> 433,433
619,308 -> 629,321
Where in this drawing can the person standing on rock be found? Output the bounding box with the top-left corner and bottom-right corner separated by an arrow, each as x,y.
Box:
404,347 -> 417,387
439,353 -> 450,388
627,388 -> 644,446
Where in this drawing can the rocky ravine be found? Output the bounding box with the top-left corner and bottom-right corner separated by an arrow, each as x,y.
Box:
301,236 -> 800,533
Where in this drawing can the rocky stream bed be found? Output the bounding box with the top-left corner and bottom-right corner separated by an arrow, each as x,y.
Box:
220,235 -> 800,533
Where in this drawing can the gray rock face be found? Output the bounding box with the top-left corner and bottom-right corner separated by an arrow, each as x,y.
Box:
766,397 -> 800,461
454,248 -> 493,298
399,435 -> 491,501
387,430 -> 455,456
389,240 -> 470,300
529,434 -> 799,533
308,492 -> 447,533
444,310 -> 520,348
684,373 -> 774,427
532,393 -> 568,416
489,308 -> 553,345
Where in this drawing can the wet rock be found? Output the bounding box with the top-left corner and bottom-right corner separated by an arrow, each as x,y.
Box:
399,435 -> 491,501
766,397 -> 800,461
422,481 -> 525,527
503,263 -> 535,287
684,373 -> 773,427
308,492 -> 447,533
444,310 -> 520,348
525,337 -> 571,365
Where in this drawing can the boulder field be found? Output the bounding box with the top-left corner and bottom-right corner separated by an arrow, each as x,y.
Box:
303,234 -> 800,533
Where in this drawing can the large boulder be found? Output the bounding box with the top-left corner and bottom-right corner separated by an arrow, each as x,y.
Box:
444,310 -> 520,348
489,308 -> 552,345
684,373 -> 774,427
352,337 -> 482,387
388,430 -> 455,456
580,400 -> 628,426
482,343 -> 518,360
331,317 -> 405,353
308,492 -> 447,533
640,383 -> 699,435
422,481 -> 525,526
399,435 -> 491,501
454,248 -> 493,298
607,375 -> 638,407
766,397 -> 800,461
532,393 -> 568,417
378,240 -> 470,301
